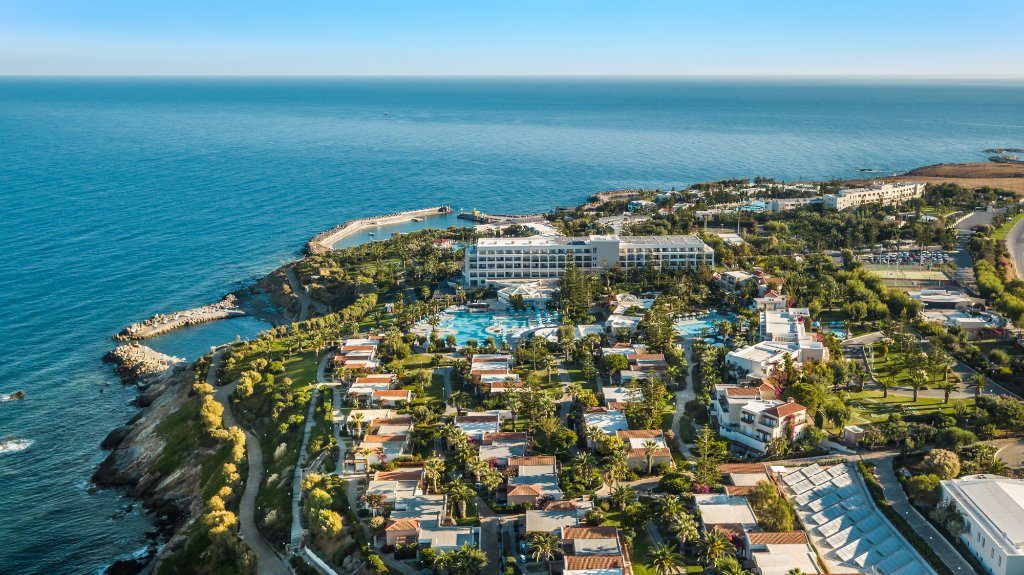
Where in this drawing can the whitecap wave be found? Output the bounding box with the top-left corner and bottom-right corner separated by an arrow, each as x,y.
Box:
0,438 -> 33,455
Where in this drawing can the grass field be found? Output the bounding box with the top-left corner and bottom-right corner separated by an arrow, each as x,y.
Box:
846,390 -> 972,424
994,212 -> 1024,240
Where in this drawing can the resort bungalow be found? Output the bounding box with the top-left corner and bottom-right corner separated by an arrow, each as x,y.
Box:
561,526 -> 624,560
372,389 -> 412,407
484,373 -> 524,394
615,430 -> 673,471
726,340 -> 827,380
354,433 -> 409,470
385,493 -> 479,553
523,499 -> 595,535
742,531 -> 821,575
507,456 -> 564,507
694,492 -> 758,532
583,407 -> 629,443
454,414 -> 502,442
349,374 -> 397,402
333,336 -> 382,372
479,432 -> 529,467
366,467 -> 425,506
753,290 -> 788,311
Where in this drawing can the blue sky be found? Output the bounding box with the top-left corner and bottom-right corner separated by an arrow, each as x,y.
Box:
1,0 -> 1022,76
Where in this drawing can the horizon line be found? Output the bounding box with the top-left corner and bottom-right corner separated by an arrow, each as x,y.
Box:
2,73 -> 1024,81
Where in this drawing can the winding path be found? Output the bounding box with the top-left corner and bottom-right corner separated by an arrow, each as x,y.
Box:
286,267 -> 328,321
210,348 -> 291,575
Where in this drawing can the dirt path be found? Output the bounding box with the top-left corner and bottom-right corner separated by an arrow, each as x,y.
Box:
210,349 -> 292,575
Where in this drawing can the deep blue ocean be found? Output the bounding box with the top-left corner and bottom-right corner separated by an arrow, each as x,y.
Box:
0,78 -> 1022,574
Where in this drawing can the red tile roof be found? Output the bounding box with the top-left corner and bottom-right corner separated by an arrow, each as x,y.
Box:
719,463 -> 767,474
629,448 -> 671,458
482,432 -> 529,444
507,484 -> 541,497
374,468 -> 424,481
564,556 -> 624,570
563,526 -> 619,540
356,374 -> 396,383
746,531 -> 808,545
372,390 -> 412,398
509,456 -> 556,467
765,401 -> 806,418
386,518 -> 419,531
616,430 -> 664,439
724,485 -> 758,496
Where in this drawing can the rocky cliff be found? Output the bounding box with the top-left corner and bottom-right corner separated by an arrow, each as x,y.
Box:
94,346 -> 206,574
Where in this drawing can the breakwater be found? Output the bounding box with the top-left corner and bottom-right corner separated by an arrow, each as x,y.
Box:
305,205 -> 453,255
456,210 -> 547,223
114,294 -> 245,340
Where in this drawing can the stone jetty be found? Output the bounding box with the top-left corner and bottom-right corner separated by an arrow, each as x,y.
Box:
114,294 -> 244,340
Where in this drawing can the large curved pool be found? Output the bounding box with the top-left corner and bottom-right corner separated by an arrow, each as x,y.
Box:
415,307 -> 561,345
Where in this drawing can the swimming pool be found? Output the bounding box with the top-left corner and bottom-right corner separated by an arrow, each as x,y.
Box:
674,312 -> 737,338
415,307 -> 561,345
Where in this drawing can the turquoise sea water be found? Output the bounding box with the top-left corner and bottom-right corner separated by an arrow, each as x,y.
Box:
1,78 -> 1023,574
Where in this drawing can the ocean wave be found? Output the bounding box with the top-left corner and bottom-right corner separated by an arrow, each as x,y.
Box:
0,438 -> 33,455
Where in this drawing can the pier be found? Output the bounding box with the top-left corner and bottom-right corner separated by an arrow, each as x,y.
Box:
305,205 -> 453,255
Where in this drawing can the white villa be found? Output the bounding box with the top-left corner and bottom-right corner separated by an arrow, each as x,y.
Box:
711,384 -> 808,454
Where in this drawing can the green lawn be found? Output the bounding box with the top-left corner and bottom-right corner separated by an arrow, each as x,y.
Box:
401,353 -> 435,370
846,390 -> 973,424
281,350 -> 319,387
994,212 -> 1024,240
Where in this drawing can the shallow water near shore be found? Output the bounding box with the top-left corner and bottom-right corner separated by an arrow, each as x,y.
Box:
1,77 -> 1023,574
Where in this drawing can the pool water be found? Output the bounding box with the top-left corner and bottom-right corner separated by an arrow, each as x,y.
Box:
674,312 -> 736,337
418,307 -> 561,345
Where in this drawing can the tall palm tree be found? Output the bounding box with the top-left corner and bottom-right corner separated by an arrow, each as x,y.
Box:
719,562 -> 751,575
642,440 -> 661,474
425,456 -> 445,494
659,495 -> 685,523
696,527 -> 736,568
364,492 -> 384,516
576,452 -> 597,477
610,485 -> 637,510
647,543 -> 683,575
937,379 -> 958,404
909,368 -> 929,402
449,543 -> 488,575
972,374 -> 986,399
668,512 -> 699,551
602,449 -> 628,488
445,481 -> 474,518
527,531 -> 563,563
349,412 -> 365,437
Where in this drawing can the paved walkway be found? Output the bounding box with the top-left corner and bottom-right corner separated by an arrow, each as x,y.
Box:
286,266 -> 328,321
860,451 -> 976,574
671,341 -> 698,458
477,496 -> 502,575
211,349 -> 291,575
290,385 -> 322,550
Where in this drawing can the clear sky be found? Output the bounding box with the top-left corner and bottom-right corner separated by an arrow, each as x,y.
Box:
1,0 -> 1022,76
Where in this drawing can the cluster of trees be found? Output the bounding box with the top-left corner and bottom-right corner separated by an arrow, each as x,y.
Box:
970,222 -> 1024,327
302,472 -> 346,540
556,260 -> 597,321
420,543 -> 488,575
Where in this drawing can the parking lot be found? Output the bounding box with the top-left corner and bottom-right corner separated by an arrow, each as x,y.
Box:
861,249 -> 952,267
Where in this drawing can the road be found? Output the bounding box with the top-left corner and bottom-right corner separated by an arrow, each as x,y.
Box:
476,496 -> 502,575
859,451 -> 976,575
210,349 -> 292,575
991,437 -> 1024,470
670,340 -> 698,458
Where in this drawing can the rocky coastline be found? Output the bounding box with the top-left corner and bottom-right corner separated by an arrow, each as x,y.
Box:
94,346 -> 202,575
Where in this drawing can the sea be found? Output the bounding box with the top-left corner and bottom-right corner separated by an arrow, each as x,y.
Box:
0,77 -> 1022,574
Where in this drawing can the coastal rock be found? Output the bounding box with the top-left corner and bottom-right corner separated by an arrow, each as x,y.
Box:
102,343 -> 184,385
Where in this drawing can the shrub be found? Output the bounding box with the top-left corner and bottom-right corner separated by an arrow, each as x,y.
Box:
922,449 -> 961,480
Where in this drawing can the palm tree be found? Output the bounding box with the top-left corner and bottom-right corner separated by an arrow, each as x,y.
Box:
937,379 -> 958,404
445,481 -> 474,518
909,368 -> 929,402
972,374 -> 986,399
610,485 -> 637,510
527,531 -> 562,563
364,492 -> 384,516
642,440 -> 660,474
660,495 -> 685,523
881,374 -> 894,398
602,449 -> 628,488
425,456 -> 445,494
576,452 -> 597,477
567,381 -> 585,403
667,512 -> 699,551
696,527 -> 736,568
647,543 -> 683,575
349,412 -> 365,437
355,447 -> 373,478
449,543 -> 488,575
718,562 -> 751,575
450,390 -> 471,414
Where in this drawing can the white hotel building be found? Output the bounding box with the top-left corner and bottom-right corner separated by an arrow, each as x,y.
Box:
941,475 -> 1024,575
462,234 -> 714,287
823,182 -> 925,210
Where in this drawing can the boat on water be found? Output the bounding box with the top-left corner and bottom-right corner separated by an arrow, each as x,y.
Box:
411,217 -> 423,222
